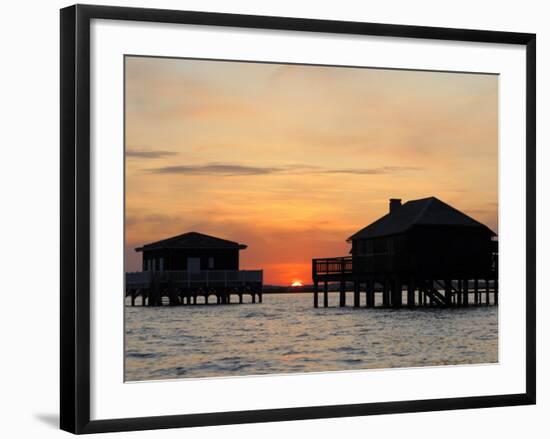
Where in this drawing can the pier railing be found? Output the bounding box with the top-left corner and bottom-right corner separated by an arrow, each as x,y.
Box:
126,270 -> 263,288
312,257 -> 353,277
313,254 -> 498,280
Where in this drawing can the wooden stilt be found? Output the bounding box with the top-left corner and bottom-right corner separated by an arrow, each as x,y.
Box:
485,278 -> 490,305
252,293 -> 256,303
392,278 -> 402,308
353,280 -> 360,307
382,279 -> 390,307
366,280 -> 375,308
494,278 -> 498,305
323,281 -> 329,308
444,279 -> 452,306
407,279 -> 415,307
152,281 -> 160,306
168,283 -> 177,306
463,279 -> 469,306
258,292 -> 263,303
313,280 -> 319,308
142,290 -> 147,306
339,281 -> 346,307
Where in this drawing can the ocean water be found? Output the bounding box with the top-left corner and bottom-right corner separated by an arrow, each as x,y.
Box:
125,292 -> 498,381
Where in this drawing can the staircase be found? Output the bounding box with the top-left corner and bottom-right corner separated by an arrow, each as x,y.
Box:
422,287 -> 450,307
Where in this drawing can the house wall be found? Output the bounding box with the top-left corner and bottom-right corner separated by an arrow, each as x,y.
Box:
351,234 -> 408,274
407,225 -> 494,277
351,226 -> 494,278
141,248 -> 240,271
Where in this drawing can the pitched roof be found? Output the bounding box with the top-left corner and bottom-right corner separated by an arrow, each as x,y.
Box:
348,197 -> 496,241
135,232 -> 247,252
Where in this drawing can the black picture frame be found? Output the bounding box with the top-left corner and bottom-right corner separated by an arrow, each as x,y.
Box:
60,4 -> 536,434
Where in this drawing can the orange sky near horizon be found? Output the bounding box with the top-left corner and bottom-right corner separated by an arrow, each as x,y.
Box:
124,56 -> 498,286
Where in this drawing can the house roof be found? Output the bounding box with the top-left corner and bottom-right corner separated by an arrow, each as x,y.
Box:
135,231 -> 247,252
348,197 -> 496,241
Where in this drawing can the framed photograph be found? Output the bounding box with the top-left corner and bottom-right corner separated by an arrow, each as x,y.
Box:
60,4 -> 536,434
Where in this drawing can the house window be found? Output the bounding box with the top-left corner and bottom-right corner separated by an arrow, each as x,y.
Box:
208,257 -> 214,269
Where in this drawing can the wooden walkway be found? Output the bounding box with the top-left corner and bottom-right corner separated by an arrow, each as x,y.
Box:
312,257 -> 498,308
125,270 -> 263,306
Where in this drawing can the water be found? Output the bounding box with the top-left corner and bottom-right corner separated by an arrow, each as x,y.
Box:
125,292 -> 498,381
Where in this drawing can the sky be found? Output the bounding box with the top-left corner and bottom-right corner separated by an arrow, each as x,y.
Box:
125,56 -> 498,286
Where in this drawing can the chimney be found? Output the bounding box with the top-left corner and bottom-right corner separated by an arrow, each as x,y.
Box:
389,198 -> 402,214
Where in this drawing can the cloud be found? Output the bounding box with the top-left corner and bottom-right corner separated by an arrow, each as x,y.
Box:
126,149 -> 178,159
321,166 -> 421,175
146,162 -> 420,176
149,163 -> 283,176
126,213 -> 180,227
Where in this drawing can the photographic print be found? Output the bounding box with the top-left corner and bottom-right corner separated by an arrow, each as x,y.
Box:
124,56 -> 498,382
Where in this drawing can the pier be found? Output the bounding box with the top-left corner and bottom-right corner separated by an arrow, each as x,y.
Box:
125,270 -> 263,306
311,256 -> 497,308
126,231 -> 263,306
311,197 -> 498,309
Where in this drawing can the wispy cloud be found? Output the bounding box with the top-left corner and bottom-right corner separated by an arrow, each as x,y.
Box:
149,163 -> 283,176
321,166 -> 420,175
126,149 -> 178,159
147,162 -> 420,176
126,213 -> 180,227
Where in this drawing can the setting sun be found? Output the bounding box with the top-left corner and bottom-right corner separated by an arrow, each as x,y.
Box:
291,281 -> 303,287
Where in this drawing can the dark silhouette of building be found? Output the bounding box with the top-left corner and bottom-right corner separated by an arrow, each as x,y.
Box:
126,232 -> 262,306
348,197 -> 496,278
312,197 -> 498,308
136,231 -> 247,272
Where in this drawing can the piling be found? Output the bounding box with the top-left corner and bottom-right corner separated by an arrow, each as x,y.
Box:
366,280 -> 375,308
354,281 -> 360,307
407,280 -> 415,308
382,280 -> 390,307
313,281 -> 319,308
339,281 -> 346,307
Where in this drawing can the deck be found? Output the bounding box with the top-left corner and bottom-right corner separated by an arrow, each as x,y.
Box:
311,256 -> 498,308
125,270 -> 263,306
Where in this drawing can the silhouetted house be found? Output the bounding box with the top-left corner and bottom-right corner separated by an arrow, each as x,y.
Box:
126,232 -> 263,306
348,197 -> 497,278
135,231 -> 247,272
312,197 -> 498,308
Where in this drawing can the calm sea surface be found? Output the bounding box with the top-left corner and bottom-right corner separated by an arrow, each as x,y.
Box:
125,292 -> 498,381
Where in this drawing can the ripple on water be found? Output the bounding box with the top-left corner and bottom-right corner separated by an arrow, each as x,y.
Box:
124,293 -> 498,381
